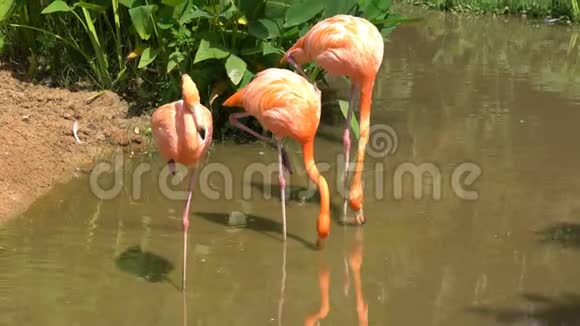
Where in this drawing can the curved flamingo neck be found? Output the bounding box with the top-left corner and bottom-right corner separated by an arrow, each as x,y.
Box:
302,140 -> 330,240
202,114 -> 213,154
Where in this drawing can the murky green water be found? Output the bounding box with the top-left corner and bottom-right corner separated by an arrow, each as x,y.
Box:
2,7 -> 580,326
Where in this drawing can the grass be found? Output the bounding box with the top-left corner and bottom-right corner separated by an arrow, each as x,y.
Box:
398,0 -> 580,21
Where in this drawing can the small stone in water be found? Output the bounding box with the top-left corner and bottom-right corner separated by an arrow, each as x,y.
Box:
228,211 -> 247,227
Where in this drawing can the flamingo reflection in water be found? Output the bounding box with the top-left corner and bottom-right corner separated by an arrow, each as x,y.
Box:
305,228 -> 368,326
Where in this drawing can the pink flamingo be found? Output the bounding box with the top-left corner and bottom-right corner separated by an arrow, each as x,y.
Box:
223,68 -> 331,248
282,14 -> 384,225
150,74 -> 213,291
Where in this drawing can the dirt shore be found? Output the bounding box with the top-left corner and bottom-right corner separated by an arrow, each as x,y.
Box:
0,68 -> 150,223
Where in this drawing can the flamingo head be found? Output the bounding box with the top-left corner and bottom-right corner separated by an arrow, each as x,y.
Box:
181,74 -> 201,109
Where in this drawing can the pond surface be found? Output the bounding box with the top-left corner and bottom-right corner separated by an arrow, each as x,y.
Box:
2,6 -> 580,326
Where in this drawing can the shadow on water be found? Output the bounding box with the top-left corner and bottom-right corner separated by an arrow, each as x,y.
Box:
467,293 -> 580,324
115,245 -> 179,290
248,182 -> 345,223
194,211 -> 319,250
535,223 -> 580,249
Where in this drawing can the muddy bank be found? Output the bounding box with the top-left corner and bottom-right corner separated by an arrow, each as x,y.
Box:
0,68 -> 150,223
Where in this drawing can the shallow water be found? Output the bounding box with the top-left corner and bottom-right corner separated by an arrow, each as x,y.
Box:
2,7 -> 580,326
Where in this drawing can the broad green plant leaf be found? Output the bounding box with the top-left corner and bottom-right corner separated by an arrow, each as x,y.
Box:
248,19 -> 280,39
41,1 -> 73,14
119,0 -> 140,8
157,6 -> 176,29
284,1 -> 324,27
129,5 -> 156,40
239,0 -> 265,20
338,99 -> 359,139
239,70 -> 255,88
265,0 -> 287,18
323,0 -> 357,17
361,0 -> 392,20
179,9 -> 212,24
138,47 -> 159,68
262,42 -> 283,55
194,38 -> 229,63
225,54 -> 247,85
381,26 -> 395,37
162,0 -> 183,6
167,51 -> 185,73
0,0 -> 17,21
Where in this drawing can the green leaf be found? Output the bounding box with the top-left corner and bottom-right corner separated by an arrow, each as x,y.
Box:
129,5 -> 156,40
241,43 -> 262,55
299,23 -> 311,37
157,6 -> 176,29
119,0 -> 139,8
338,99 -> 359,139
265,0 -> 287,18
179,9 -> 212,24
374,14 -> 421,26
41,1 -> 73,14
194,38 -> 230,63
239,70 -> 255,88
75,2 -> 107,11
167,51 -> 185,73
0,0 -> 17,21
323,0 -> 357,17
248,19 -> 280,39
381,26 -> 395,36
162,0 -> 183,6
138,47 -> 159,68
281,25 -> 299,38
225,54 -> 247,85
239,0 -> 264,19
284,1 -> 324,27
361,0 -> 391,20
262,42 -> 283,55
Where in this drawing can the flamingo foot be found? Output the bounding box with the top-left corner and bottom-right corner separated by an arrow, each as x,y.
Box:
316,238 -> 325,250
340,215 -> 366,225
168,160 -> 176,176
355,208 -> 366,225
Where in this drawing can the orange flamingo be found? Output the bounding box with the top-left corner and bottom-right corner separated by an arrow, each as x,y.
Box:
223,68 -> 330,248
281,14 -> 384,224
150,74 -> 213,291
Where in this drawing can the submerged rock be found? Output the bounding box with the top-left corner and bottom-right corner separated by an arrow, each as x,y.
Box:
228,211 -> 248,227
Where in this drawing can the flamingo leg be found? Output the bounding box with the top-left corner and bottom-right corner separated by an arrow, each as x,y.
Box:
277,141 -> 287,240
287,54 -> 315,85
229,112 -> 292,175
181,166 -> 198,291
342,84 -> 358,223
